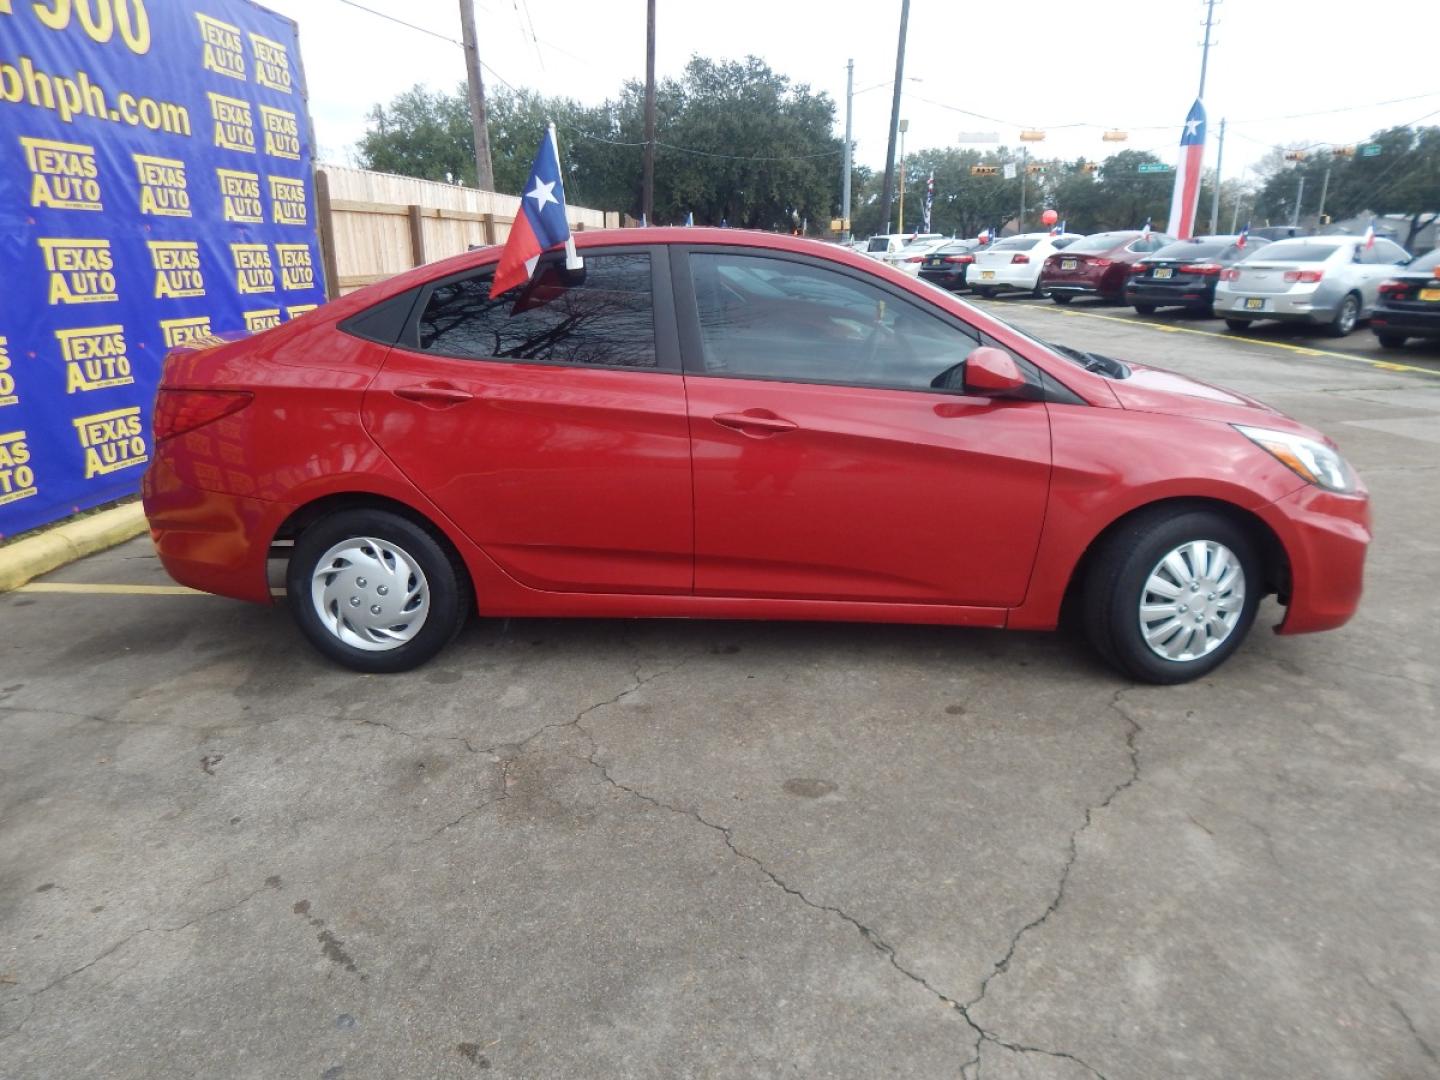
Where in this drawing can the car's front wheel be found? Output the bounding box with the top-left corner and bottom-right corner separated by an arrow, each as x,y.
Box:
1083,508 -> 1261,684
1325,292 -> 1361,337
287,508 -> 471,673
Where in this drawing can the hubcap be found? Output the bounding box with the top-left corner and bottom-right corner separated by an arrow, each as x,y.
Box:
1338,297 -> 1358,333
310,537 -> 430,652
1137,540 -> 1245,663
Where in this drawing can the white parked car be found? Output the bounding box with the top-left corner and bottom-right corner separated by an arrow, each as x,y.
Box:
863,232 -> 944,261
1214,234 -> 1412,336
968,232 -> 1083,297
884,236 -> 955,276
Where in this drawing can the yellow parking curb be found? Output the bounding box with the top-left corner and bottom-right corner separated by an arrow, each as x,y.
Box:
0,502 -> 149,594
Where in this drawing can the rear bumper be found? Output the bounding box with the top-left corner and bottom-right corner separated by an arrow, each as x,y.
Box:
970,266 -> 1037,291
1257,484 -> 1371,635
141,462 -> 291,604
1213,286 -> 1341,323
1124,283 -> 1215,307
1370,308 -> 1440,338
919,268 -> 968,288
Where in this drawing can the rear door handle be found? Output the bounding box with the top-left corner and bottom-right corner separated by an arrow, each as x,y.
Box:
712,411 -> 798,436
394,383 -> 474,407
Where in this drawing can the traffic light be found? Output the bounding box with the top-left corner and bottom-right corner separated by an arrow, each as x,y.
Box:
1025,163 -> 1047,175
1079,162 -> 1099,174
970,165 -> 999,177
1283,150 -> 1307,162
1332,145 -> 1356,158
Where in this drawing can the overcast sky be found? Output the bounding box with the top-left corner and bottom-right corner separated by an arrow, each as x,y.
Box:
264,0 -> 1440,196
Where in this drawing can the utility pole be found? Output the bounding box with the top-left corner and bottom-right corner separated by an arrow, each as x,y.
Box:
1292,174 -> 1305,228
641,0 -> 656,225
1316,161 -> 1332,227
458,0 -> 494,191
1208,117 -> 1225,234
1198,0 -> 1217,99
897,119 -> 909,232
1018,145 -> 1028,233
842,59 -> 853,241
1230,199 -> 1241,233
879,0 -> 910,234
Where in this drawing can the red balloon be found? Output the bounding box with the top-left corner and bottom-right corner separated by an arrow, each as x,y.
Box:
1041,209 -> 1059,226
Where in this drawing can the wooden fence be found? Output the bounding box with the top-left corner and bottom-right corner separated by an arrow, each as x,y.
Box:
314,164 -> 620,298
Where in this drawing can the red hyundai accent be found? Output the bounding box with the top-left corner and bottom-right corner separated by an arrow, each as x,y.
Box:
142,229 -> 1370,684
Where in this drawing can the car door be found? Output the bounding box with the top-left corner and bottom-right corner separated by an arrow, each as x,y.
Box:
1357,240 -> 1411,312
673,247 -> 1052,608
364,247 -> 694,594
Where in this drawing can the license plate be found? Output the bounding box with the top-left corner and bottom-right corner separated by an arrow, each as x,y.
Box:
927,258 -> 943,267
1061,259 -> 1077,270
1421,287 -> 1440,302
1154,267 -> 1173,279
981,270 -> 995,280
1245,297 -> 1266,311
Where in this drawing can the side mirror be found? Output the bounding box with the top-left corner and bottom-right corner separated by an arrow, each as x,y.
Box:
963,346 -> 1027,396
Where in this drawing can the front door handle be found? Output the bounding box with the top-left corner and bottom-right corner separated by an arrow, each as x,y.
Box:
713,410 -> 798,437
394,383 -> 474,407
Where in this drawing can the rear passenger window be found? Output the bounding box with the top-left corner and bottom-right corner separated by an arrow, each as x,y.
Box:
417,253 -> 656,368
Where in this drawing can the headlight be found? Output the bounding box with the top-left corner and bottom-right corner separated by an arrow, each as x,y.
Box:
1234,425 -> 1358,493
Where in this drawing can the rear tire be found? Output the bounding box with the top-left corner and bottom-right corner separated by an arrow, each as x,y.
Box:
287,508 -> 471,673
975,288 -> 996,298
1051,293 -> 1073,305
1134,303 -> 1157,315
1083,508 -> 1261,684
1377,332 -> 1408,349
1224,318 -> 1251,332
1325,292 -> 1361,337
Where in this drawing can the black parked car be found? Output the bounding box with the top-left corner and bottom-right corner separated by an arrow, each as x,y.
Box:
1370,248 -> 1440,348
917,239 -> 984,291
1125,235 -> 1270,316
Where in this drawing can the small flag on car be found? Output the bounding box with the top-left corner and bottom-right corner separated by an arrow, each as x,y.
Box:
490,123 -> 581,298
685,210 -> 694,227
1236,221 -> 1249,249
1363,217 -> 1376,249
1140,215 -> 1152,241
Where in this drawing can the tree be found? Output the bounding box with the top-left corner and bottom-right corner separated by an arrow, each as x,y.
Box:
355,86 -> 473,184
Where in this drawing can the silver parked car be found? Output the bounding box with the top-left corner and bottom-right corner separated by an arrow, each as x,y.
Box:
1214,235 -> 1411,336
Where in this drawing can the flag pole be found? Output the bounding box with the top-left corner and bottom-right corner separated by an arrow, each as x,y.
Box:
550,123 -> 583,270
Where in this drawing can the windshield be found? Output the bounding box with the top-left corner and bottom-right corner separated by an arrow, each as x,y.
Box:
1064,233 -> 1135,254
1243,240 -> 1342,263
992,237 -> 1039,251
866,238 -> 893,253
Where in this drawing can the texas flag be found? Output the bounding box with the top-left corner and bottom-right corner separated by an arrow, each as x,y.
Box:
1236,221 -> 1250,249
922,171 -> 935,232
1166,98 -> 1206,239
490,123 -> 581,298
1362,217 -> 1377,249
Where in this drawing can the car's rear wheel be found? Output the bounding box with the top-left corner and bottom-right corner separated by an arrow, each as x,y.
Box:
1134,303 -> 1157,315
975,287 -> 996,298
1377,332 -> 1408,349
1326,292 -> 1361,337
1224,318 -> 1251,332
287,508 -> 471,673
1051,293 -> 1073,305
1083,508 -> 1261,684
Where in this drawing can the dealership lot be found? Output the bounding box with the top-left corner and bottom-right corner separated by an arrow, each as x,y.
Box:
2,306 -> 1438,1079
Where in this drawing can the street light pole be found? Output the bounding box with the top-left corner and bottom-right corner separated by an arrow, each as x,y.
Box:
1209,117 -> 1226,235
1292,174 -> 1305,228
897,119 -> 908,233
1019,145 -> 1028,233
1316,162 -> 1332,227
842,59 -> 853,241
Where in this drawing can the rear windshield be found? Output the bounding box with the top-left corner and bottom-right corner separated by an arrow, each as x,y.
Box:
1151,240 -> 1229,260
1408,248 -> 1440,273
939,241 -> 976,254
992,237 -> 1039,251
1064,232 -> 1135,254
1244,240 -> 1341,263
867,238 -> 892,252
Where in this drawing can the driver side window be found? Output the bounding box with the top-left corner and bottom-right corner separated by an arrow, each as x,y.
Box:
687,252 -> 980,391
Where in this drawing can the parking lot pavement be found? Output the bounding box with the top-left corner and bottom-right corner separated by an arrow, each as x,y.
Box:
3,317 -> 1438,1080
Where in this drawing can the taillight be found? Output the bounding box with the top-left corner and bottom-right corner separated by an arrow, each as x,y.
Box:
1010,253 -> 1029,264
1283,269 -> 1324,284
1220,268 -> 1241,282
1377,279 -> 1410,297
152,389 -> 252,441
1129,262 -> 1150,274
1090,258 -> 1112,268
905,255 -> 924,263
946,254 -> 974,264
1180,262 -> 1222,275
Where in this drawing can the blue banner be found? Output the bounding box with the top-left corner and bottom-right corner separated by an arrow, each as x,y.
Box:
0,0 -> 325,537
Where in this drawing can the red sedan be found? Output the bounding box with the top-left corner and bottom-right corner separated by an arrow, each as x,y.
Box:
143,229 -> 1370,684
1040,230 -> 1174,303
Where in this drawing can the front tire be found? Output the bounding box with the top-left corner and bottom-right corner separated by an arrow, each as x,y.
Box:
287,508 -> 471,673
1082,508 -> 1261,684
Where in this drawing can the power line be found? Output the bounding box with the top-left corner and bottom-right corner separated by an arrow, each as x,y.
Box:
570,129 -> 841,162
